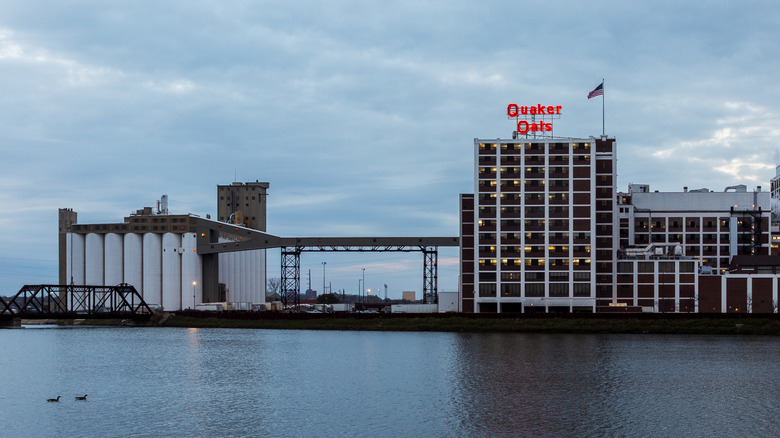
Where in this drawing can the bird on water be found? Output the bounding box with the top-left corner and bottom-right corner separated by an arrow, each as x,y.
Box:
75,394 -> 88,400
47,396 -> 60,402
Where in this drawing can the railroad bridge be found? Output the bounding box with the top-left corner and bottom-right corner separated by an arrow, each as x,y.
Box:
0,284 -> 153,326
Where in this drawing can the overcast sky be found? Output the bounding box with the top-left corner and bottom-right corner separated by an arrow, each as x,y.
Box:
1,1 -> 779,298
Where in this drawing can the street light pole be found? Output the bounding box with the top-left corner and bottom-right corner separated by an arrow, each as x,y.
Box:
361,268 -> 365,304
322,262 -> 327,296
192,281 -> 197,310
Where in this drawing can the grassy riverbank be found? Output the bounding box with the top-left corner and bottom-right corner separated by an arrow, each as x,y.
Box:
156,313 -> 780,335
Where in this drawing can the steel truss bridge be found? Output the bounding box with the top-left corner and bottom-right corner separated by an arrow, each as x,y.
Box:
0,284 -> 153,320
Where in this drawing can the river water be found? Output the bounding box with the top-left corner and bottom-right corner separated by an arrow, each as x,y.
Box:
1,326 -> 778,437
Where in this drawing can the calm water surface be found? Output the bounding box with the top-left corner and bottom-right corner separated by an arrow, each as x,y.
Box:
1,326 -> 778,437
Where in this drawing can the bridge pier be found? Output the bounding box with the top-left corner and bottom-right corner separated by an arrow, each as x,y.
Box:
0,316 -> 21,327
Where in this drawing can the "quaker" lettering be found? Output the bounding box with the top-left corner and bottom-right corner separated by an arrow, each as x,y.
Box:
506,104 -> 562,117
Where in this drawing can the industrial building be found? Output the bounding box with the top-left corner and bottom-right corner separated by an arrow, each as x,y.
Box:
59,185 -> 271,310
58,182 -> 457,311
460,134 -> 779,314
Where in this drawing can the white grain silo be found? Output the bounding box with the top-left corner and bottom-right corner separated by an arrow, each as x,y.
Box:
181,233 -> 202,309
162,232 -> 182,310
85,233 -> 105,285
142,233 -> 162,306
104,233 -> 124,286
123,233 -> 143,296
69,233 -> 86,285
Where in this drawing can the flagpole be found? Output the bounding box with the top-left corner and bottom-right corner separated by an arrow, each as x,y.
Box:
602,77 -> 605,136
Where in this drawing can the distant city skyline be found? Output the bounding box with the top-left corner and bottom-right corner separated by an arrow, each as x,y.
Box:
2,1 -> 779,296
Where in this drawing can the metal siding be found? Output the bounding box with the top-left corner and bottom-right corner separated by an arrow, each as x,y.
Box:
249,250 -> 256,303
242,250 -> 250,303
258,249 -> 267,303
231,251 -> 239,302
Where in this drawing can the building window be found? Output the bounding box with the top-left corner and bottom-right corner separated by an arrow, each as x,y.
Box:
501,284 -> 522,297
478,284 -> 496,297
573,272 -> 591,281
525,283 -> 544,296
573,283 -> 591,296
549,283 -> 569,297
638,262 -> 654,273
525,272 -> 545,281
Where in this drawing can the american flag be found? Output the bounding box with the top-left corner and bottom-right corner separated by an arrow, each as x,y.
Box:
588,82 -> 604,99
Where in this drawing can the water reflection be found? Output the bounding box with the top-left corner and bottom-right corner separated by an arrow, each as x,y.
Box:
1,328 -> 778,437
451,334 -> 780,437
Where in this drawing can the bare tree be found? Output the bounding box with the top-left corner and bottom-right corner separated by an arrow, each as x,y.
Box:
266,277 -> 282,300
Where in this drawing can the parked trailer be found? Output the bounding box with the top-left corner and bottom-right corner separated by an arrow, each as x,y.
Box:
196,303 -> 224,311
391,304 -> 438,314
331,303 -> 353,313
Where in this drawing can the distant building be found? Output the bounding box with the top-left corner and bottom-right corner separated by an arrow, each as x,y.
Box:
303,289 -> 317,301
402,291 -> 416,302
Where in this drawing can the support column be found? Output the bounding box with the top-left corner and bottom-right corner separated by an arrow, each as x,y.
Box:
281,247 -> 301,308
423,247 -> 438,304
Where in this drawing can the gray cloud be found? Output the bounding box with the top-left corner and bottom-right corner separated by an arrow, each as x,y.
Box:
2,1 -> 780,296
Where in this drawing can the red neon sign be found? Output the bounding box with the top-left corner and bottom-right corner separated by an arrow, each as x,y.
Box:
506,103 -> 562,134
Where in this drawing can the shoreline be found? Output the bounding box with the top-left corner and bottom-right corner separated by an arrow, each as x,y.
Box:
62,312 -> 780,335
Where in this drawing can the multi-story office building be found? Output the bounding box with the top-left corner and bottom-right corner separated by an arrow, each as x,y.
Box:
461,136 -> 617,313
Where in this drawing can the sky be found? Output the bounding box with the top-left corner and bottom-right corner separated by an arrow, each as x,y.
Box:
1,1 -> 780,299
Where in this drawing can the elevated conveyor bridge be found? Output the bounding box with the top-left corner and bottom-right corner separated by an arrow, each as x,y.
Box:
192,219 -> 458,307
